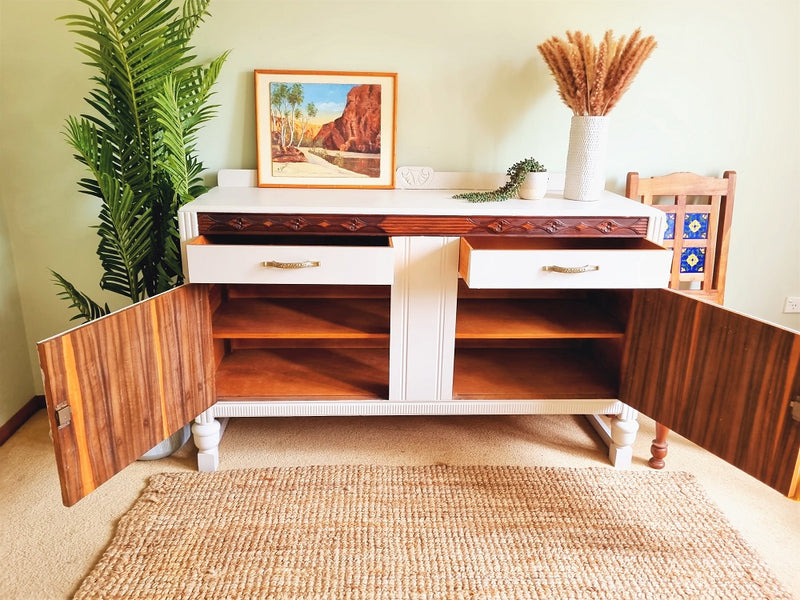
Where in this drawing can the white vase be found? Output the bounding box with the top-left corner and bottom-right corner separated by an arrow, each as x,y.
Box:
564,115 -> 609,201
518,171 -> 549,200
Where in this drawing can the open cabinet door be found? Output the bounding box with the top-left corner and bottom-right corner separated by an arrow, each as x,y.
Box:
38,285 -> 215,506
621,288 -> 800,499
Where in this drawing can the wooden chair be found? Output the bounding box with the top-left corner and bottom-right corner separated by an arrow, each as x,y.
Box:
625,171 -> 736,468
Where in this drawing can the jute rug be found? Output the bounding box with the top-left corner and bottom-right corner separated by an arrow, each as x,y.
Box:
74,465 -> 791,599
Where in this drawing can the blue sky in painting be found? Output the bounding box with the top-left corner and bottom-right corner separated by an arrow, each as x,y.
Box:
271,82 -> 356,124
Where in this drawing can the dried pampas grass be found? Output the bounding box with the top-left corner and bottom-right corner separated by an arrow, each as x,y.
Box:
538,29 -> 656,116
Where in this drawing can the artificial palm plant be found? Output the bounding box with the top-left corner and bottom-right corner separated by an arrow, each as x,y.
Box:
54,0 -> 227,321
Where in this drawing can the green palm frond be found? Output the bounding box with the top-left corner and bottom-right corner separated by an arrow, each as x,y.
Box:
153,76 -> 192,200
51,271 -> 111,323
96,174 -> 152,302
153,52 -> 227,203
54,0 -> 226,321
65,116 -> 117,198
180,0 -> 212,38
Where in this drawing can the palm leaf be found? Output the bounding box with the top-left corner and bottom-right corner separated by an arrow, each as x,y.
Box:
181,0 -> 212,38
95,174 -> 152,302
154,53 -> 227,201
56,0 -> 227,319
51,271 -> 111,323
153,76 -> 191,200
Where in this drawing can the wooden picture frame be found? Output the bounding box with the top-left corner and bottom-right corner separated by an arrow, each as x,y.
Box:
254,70 -> 397,189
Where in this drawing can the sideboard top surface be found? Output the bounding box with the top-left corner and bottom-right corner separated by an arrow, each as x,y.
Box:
181,185 -> 659,219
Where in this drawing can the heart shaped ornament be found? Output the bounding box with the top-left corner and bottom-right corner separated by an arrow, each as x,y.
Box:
396,166 -> 435,189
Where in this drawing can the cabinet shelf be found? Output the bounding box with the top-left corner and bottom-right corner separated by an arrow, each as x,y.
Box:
212,298 -> 390,340
456,299 -> 625,339
216,348 -> 389,400
453,348 -> 618,400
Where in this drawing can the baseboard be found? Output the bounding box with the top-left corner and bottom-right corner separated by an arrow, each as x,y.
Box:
0,395 -> 45,446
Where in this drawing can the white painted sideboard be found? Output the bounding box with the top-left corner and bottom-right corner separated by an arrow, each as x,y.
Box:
178,170 -> 670,472
39,169 -> 800,506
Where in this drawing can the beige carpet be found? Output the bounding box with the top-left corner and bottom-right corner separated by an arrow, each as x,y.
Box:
73,465 -> 790,600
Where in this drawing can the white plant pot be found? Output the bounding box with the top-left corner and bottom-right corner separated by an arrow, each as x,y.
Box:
138,424 -> 191,460
518,171 -> 549,200
564,115 -> 609,201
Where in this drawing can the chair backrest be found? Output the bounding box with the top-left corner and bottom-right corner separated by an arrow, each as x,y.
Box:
626,171 -> 736,304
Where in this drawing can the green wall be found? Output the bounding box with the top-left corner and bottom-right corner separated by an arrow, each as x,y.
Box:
1,0 -> 799,421
0,202 -> 34,424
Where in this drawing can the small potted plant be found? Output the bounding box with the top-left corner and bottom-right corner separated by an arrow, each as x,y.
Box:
453,157 -> 548,202
517,158 -> 549,200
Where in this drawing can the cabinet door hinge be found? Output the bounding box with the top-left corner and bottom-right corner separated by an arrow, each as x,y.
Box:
54,404 -> 72,428
791,398 -> 800,423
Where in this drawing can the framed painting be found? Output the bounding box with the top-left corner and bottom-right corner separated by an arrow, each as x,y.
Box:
254,70 -> 397,189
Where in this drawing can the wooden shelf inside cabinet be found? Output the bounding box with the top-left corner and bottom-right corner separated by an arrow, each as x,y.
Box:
216,348 -> 389,400
453,347 -> 618,400
212,298 -> 390,341
456,299 -> 625,340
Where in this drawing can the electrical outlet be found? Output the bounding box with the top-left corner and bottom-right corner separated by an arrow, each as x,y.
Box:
784,297 -> 800,313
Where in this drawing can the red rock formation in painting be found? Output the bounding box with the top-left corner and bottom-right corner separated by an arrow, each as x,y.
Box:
313,84 -> 381,153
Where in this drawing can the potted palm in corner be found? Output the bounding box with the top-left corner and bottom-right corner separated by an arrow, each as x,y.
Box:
52,0 -> 227,457
54,0 -> 227,322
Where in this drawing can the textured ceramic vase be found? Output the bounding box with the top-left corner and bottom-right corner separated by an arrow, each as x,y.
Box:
564,115 -> 609,201
518,171 -> 549,200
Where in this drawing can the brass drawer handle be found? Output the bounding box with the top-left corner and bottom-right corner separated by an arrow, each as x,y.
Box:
262,260 -> 321,269
543,264 -> 600,274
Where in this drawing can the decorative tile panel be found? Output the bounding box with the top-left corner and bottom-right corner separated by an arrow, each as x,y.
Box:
680,247 -> 706,273
683,213 -> 709,239
664,213 -> 676,240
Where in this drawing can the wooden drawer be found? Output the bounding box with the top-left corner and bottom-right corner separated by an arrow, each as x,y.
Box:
459,237 -> 671,289
185,236 -> 394,285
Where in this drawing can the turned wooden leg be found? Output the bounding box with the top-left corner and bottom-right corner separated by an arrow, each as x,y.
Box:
192,410 -> 221,472
608,406 -> 639,469
648,422 -> 670,469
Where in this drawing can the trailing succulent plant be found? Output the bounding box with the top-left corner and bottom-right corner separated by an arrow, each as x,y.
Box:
453,157 -> 546,203
53,0 -> 228,322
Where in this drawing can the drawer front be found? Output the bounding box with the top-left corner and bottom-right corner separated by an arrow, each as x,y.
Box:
185,238 -> 394,285
459,237 -> 671,289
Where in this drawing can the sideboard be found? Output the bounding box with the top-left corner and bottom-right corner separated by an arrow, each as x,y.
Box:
178,170 -> 669,475
38,170 -> 800,506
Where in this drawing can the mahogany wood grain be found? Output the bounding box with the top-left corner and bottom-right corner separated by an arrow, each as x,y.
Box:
197,212 -> 650,238
622,288 -> 800,498
215,348 -> 389,400
37,286 -> 216,506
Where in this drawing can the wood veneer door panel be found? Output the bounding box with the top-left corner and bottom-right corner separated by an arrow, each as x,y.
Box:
38,285 -> 215,506
621,288 -> 800,498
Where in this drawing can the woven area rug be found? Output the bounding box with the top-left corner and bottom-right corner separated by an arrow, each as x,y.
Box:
74,465 -> 791,600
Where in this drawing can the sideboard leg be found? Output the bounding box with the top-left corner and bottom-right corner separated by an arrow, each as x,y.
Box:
648,422 -> 670,469
192,410 -> 221,472
608,406 -> 639,469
